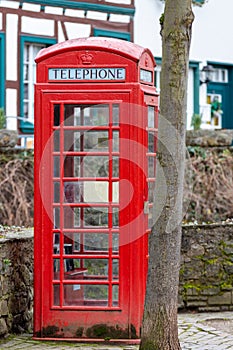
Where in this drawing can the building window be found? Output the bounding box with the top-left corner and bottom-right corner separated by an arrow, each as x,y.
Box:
23,43 -> 45,123
212,68 -> 228,83
20,36 -> 56,134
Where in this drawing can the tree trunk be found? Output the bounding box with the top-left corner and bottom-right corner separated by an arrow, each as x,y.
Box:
140,1 -> 194,350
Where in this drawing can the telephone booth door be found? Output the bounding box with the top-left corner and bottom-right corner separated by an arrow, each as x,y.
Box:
34,37 -> 158,342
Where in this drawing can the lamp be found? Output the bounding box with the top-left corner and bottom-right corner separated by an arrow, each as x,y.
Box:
200,65 -> 214,85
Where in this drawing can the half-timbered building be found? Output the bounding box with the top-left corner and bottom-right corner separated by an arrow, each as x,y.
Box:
0,0 -> 134,147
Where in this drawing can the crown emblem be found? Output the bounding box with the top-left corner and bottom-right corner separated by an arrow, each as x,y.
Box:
145,55 -> 149,67
80,51 -> 94,65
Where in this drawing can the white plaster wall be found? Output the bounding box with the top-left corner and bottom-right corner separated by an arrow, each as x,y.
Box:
45,6 -> 63,15
65,22 -> 91,40
22,17 -> 54,36
22,3 -> 40,12
58,21 -> 66,43
6,14 -> 18,81
87,11 -> 107,21
6,89 -> 17,130
109,14 -> 130,23
0,1 -> 18,9
65,9 -> 85,18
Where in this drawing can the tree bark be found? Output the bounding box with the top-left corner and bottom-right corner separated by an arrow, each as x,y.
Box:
140,1 -> 194,349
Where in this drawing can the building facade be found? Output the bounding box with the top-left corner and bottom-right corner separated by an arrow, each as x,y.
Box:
0,0 -> 134,147
0,0 -> 233,147
135,0 -> 233,131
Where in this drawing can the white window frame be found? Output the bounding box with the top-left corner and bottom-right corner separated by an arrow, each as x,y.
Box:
23,42 -> 46,123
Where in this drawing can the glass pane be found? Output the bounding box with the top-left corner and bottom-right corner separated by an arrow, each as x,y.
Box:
64,105 -> 76,126
63,207 -> 80,228
53,259 -> 60,279
113,131 -> 119,152
112,285 -> 119,306
64,181 -> 109,203
86,105 -> 109,126
148,206 -> 154,229
24,64 -> 29,80
112,157 -> 119,177
64,131 -> 109,152
112,259 -> 119,280
53,156 -> 60,177
148,131 -> 156,153
64,259 -> 82,277
23,100 -> 29,119
24,84 -> 28,99
63,156 -> 109,178
112,233 -> 119,252
112,182 -> 119,203
62,233 -> 111,253
64,130 -> 80,152
64,258 -> 76,273
54,105 -> 60,126
24,45 -> 29,61
53,233 -> 60,254
63,284 -> 108,307
53,130 -> 60,152
53,207 -> 60,228
84,285 -> 108,306
73,233 -> 81,251
84,207 -> 108,227
113,104 -> 119,125
64,156 -> 79,177
148,156 -> 156,178
84,181 -> 108,203
113,208 -> 119,227
54,182 -> 60,203
64,182 -> 81,203
63,232 -> 110,253
84,131 -> 109,151
84,233 -> 108,252
64,104 -> 109,126
83,259 -> 108,279
148,106 -> 155,128
84,156 -> 109,177
53,285 -> 60,306
148,181 -> 155,203
63,283 -> 85,306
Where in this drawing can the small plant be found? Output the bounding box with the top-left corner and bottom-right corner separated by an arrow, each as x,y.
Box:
3,258 -> 11,265
1,258 -> 12,273
191,113 -> 202,130
0,108 -> 6,129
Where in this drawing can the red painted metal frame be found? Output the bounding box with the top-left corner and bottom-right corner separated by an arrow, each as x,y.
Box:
34,37 -> 158,341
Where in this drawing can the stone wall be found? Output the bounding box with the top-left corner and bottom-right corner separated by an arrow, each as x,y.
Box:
0,228 -> 33,336
1,224 -> 233,337
179,223 -> 233,311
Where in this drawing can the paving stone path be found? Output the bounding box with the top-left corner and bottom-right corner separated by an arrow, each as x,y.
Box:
1,312 -> 233,349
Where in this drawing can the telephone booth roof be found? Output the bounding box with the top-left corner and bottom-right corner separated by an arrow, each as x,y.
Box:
35,36 -> 156,65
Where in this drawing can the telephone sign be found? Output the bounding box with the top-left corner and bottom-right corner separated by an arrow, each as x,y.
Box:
48,67 -> 126,81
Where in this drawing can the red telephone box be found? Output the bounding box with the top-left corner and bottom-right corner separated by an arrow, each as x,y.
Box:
34,37 -> 158,342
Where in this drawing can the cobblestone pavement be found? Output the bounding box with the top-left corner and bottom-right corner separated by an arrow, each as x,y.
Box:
1,312 -> 233,349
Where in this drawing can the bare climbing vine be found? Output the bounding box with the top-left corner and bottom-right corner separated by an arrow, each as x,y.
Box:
0,156 -> 34,227
184,147 -> 233,223
0,147 -> 232,227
